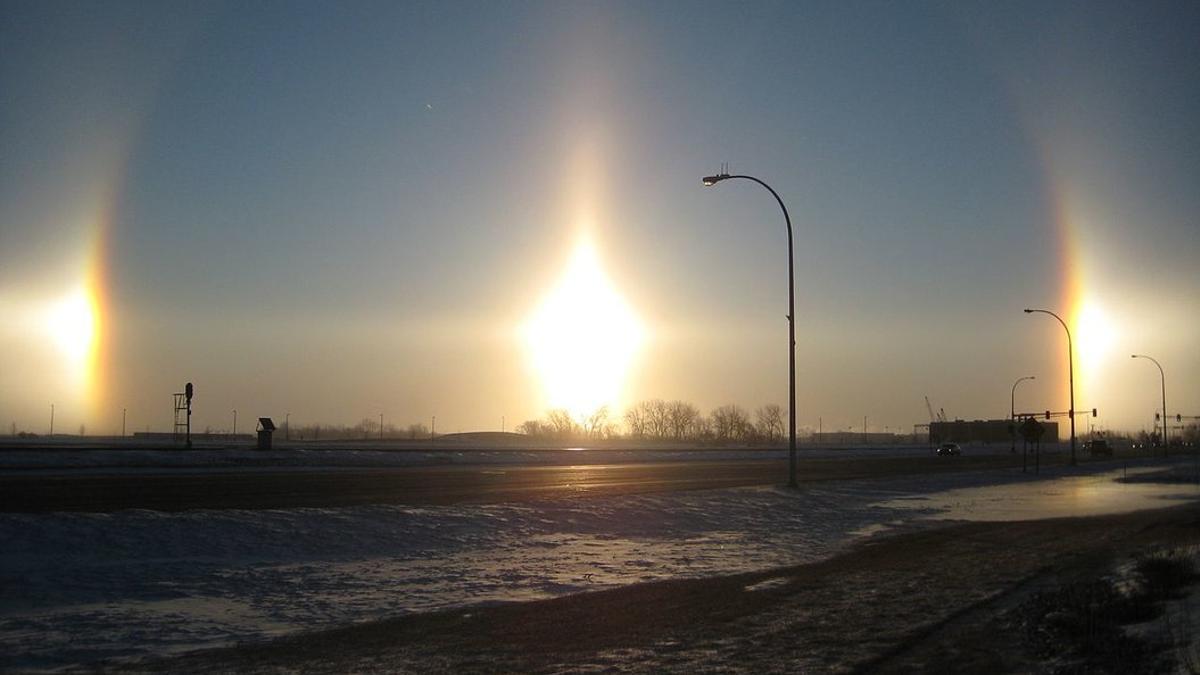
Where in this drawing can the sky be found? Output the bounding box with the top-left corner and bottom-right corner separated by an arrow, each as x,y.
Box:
1,1 -> 1197,438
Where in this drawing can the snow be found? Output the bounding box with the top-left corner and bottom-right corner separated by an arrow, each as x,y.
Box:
2,457 -> 1196,671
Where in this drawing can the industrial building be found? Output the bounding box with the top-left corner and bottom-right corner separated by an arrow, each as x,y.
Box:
929,419 -> 1060,445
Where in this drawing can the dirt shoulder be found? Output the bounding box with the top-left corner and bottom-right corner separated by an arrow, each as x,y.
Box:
138,501 -> 1200,674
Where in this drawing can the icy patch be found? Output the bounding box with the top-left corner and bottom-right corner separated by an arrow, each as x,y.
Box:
875,466 -> 1200,521
744,577 -> 791,592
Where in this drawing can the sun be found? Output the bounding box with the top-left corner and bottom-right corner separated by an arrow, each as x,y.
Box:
44,287 -> 98,368
1072,297 -> 1118,404
523,240 -> 645,420
1074,299 -> 1116,371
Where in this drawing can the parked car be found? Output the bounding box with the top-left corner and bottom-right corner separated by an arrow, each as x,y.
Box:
1085,439 -> 1112,456
936,442 -> 961,456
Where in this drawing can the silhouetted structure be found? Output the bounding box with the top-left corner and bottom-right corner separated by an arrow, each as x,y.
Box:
257,417 -> 275,450
173,382 -> 193,448
931,419 -> 1059,445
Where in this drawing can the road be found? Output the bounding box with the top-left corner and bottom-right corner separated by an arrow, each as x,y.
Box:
0,452 -> 1058,513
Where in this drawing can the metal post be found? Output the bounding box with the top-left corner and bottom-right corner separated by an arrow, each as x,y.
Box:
1131,354 -> 1167,457
232,409 -> 237,437
122,408 -> 126,437
1011,376 -> 1035,453
380,413 -> 384,441
49,404 -> 54,436
704,171 -> 798,487
1024,309 -> 1075,465
285,412 -> 290,441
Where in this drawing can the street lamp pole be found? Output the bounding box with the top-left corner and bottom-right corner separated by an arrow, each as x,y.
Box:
704,170 -> 797,487
1131,354 -> 1167,454
232,409 -> 237,437
1011,375 -> 1035,453
1024,308 -> 1075,465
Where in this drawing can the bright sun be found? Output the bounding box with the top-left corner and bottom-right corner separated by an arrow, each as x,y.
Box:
44,288 -> 98,366
523,240 -> 645,420
1074,299 -> 1116,371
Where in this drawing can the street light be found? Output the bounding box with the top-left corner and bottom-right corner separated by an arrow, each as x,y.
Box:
1010,375 -> 1035,453
704,170 -> 798,487
1131,354 -> 1167,454
1024,308 -> 1075,465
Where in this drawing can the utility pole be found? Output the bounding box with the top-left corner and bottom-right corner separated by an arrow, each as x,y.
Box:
122,408 -> 126,437
285,412 -> 290,441
431,416 -> 436,441
49,404 -> 54,436
232,409 -> 237,437
380,413 -> 384,440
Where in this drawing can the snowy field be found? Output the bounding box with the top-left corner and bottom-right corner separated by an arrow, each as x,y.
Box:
2,457 -> 1196,671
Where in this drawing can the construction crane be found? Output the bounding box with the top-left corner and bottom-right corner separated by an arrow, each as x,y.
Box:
924,397 -> 948,423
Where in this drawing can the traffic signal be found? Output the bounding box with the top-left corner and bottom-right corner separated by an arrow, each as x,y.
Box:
1045,410 -> 1050,420
1092,408 -> 1097,417
1178,414 -> 1183,422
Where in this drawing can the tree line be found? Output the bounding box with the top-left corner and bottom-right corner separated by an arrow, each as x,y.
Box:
516,400 -> 785,444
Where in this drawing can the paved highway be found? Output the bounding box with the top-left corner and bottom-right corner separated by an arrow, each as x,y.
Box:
0,453 -> 1056,512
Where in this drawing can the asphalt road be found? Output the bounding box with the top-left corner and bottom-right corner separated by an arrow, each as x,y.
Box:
0,453 -> 1059,513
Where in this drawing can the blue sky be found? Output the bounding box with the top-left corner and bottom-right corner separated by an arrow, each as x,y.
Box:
1,1 -> 1197,436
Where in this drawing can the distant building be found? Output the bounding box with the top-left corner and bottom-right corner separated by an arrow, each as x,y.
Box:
809,432 -> 905,445
929,419 -> 1060,444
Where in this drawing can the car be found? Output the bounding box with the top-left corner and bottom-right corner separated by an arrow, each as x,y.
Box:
936,442 -> 961,456
1085,439 -> 1112,456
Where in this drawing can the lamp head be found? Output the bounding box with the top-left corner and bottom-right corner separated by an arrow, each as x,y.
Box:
1023,308 -> 1033,313
702,173 -> 731,187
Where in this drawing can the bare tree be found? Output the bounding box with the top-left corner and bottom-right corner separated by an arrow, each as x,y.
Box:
546,409 -> 578,439
585,406 -> 611,439
646,399 -> 670,438
711,404 -> 751,443
516,419 -> 546,436
624,405 -> 647,438
668,400 -> 700,439
755,404 -> 784,443
406,423 -> 429,440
